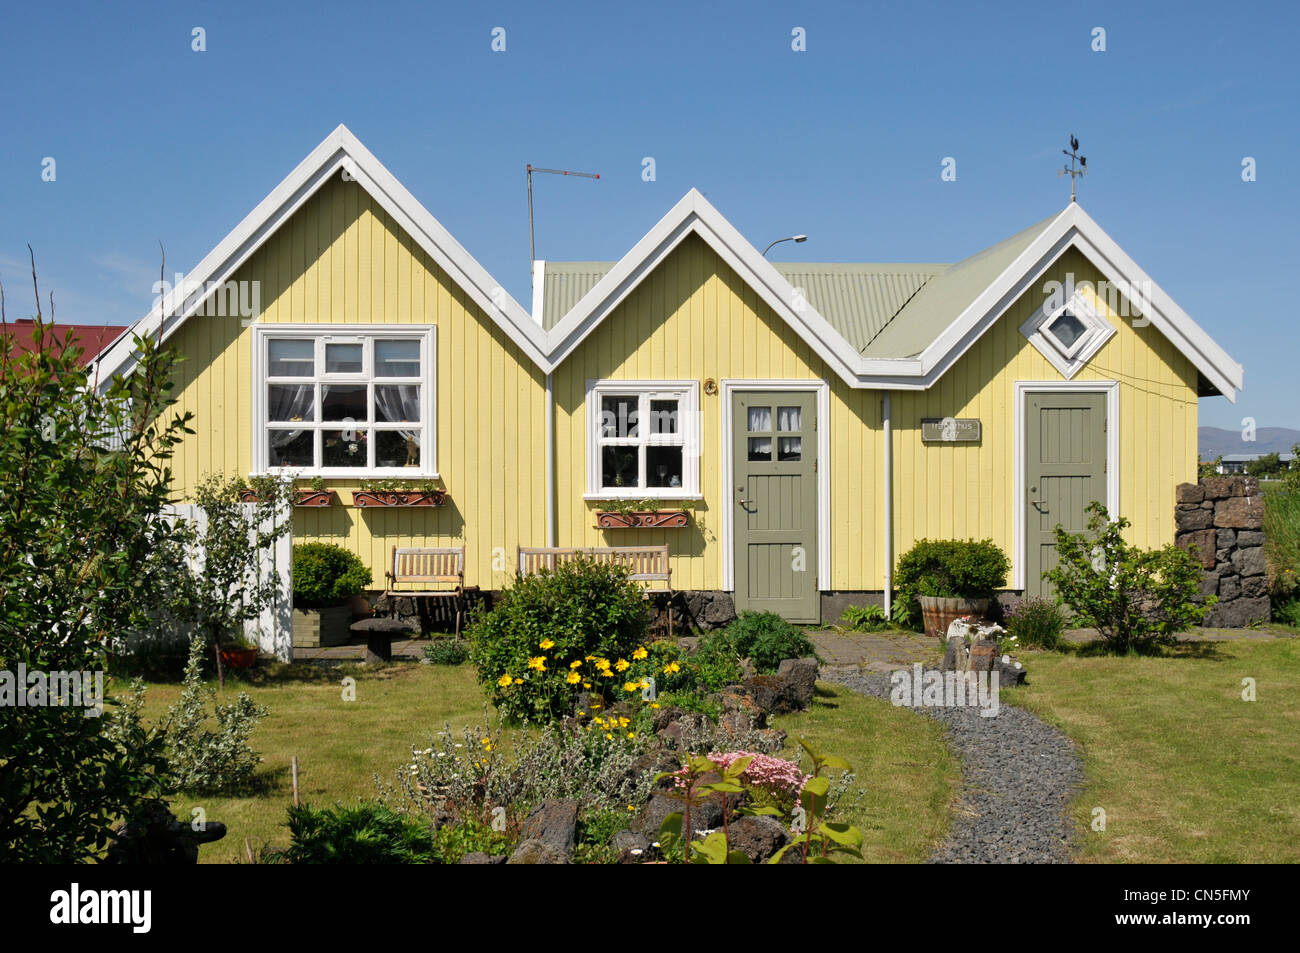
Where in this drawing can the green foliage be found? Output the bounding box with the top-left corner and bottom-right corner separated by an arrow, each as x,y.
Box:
689,632 -> 745,691
1003,596 -> 1068,650
658,690 -> 720,720
769,738 -> 865,864
890,592 -> 920,631
1264,483 -> 1300,604
423,638 -> 470,666
895,538 -> 1009,601
1246,452 -> 1285,478
358,477 -> 444,495
292,542 -> 372,608
466,557 -> 649,722
715,611 -> 816,673
1273,598 -> 1300,628
1198,456 -> 1223,480
573,806 -> 632,864
840,603 -> 889,631
598,497 -> 698,515
0,282 -> 193,861
431,815 -> 514,863
1044,502 -> 1214,654
163,637 -> 269,794
285,801 -> 437,864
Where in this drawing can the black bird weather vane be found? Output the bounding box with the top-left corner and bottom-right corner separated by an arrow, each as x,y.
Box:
1060,135 -> 1087,203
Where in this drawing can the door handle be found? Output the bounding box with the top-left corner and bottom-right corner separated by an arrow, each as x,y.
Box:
1030,499 -> 1047,512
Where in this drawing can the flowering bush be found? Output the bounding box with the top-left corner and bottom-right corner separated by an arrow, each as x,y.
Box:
468,557 -> 650,721
705,751 -> 809,801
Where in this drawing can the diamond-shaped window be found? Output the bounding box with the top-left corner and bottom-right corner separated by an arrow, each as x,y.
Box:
1048,311 -> 1087,350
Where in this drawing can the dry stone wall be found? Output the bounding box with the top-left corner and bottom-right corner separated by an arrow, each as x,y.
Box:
1175,476 -> 1269,627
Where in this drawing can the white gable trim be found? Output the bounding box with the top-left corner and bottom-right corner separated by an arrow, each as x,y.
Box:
94,125 -> 542,389
911,204 -> 1243,400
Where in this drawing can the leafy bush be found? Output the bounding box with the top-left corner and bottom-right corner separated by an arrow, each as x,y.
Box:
467,557 -> 650,721
285,802 -> 437,864
840,603 -> 889,630
1,292 -> 190,861
163,636 -> 269,794
720,611 -> 816,673
1044,502 -> 1213,654
1264,484 -> 1300,604
890,592 -> 920,631
658,691 -> 721,720
431,816 -> 513,863
292,542 -> 372,608
1273,598 -> 1300,628
424,638 -> 470,666
690,633 -> 745,691
1003,596 -> 1068,650
895,538 -> 1009,601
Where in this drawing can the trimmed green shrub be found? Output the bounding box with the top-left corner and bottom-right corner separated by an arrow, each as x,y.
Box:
1044,502 -> 1213,654
292,543 -> 372,608
895,538 -> 1009,601
698,611 -> 817,678
1003,596 -> 1068,650
424,638 -> 470,666
467,557 -> 650,722
285,802 -> 437,864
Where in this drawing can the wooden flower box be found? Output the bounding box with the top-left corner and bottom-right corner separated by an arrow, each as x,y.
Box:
352,490 -> 447,508
595,510 -> 690,529
238,488 -> 336,507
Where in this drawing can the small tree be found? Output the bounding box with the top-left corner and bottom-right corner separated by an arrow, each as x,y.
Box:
0,256 -> 193,861
1044,502 -> 1214,653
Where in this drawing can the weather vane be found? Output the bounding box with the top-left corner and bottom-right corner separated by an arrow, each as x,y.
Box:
1059,135 -> 1087,203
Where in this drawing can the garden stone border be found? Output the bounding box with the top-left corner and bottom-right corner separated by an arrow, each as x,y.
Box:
819,666 -> 1083,864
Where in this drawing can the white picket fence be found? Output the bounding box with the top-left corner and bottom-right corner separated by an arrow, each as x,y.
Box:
163,502 -> 294,661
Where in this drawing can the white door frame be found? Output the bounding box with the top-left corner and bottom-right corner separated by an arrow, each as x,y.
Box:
1012,380 -> 1120,590
719,379 -> 831,592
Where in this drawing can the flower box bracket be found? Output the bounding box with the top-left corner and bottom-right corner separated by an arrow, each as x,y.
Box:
594,509 -> 690,530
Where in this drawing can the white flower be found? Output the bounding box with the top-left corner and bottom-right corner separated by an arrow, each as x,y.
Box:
630,848 -> 643,856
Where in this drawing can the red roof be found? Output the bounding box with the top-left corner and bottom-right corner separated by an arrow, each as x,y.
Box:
1,320 -> 128,368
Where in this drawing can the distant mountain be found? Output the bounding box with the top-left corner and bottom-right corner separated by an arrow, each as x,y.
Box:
1199,426 -> 1300,459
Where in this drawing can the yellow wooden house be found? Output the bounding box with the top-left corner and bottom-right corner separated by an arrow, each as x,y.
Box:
94,126 -> 1243,637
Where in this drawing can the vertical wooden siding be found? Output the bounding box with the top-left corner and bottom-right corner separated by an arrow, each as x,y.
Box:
891,247 -> 1199,583
165,175 -> 547,589
554,234 -> 882,591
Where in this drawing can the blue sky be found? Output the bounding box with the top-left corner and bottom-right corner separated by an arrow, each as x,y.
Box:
2,0 -> 1295,433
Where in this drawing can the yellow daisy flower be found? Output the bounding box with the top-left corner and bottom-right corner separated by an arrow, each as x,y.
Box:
615,659 -> 631,672
497,673 -> 513,688
632,647 -> 648,660
569,660 -> 582,669
513,677 -> 524,685
566,671 -> 581,684
528,656 -> 547,672
539,638 -> 555,650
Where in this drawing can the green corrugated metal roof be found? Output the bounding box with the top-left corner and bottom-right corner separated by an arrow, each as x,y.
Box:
860,214 -> 1059,358
542,262 -> 614,330
539,212 -> 1059,355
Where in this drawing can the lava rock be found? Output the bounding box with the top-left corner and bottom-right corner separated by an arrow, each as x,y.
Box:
727,814 -> 790,863
506,839 -> 571,864
459,852 -> 507,864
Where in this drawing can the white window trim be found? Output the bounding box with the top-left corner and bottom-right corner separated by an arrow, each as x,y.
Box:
584,379 -> 700,500
250,324 -> 437,479
1019,289 -> 1116,380
1012,380 -> 1119,591
719,379 -> 831,593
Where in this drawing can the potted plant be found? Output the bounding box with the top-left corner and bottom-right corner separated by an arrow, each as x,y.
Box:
238,474 -> 336,507
894,538 -> 1009,638
353,478 -> 447,508
218,634 -> 260,670
292,543 -> 373,648
594,498 -> 695,529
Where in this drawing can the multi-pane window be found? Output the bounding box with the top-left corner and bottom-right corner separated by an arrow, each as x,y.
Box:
257,330 -> 433,475
587,381 -> 699,497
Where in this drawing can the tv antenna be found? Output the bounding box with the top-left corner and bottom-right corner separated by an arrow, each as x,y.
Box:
1059,135 -> 1087,203
527,164 -> 600,269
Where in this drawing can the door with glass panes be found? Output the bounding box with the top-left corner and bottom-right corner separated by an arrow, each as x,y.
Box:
731,391 -> 819,623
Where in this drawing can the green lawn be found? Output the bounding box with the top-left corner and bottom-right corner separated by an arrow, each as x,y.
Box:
130,662 -> 958,863
1001,631 -> 1300,863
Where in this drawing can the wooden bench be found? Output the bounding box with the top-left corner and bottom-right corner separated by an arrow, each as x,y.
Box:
517,545 -> 674,635
385,547 -> 476,636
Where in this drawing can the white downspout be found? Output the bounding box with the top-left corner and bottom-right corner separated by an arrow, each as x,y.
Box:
545,372 -> 557,547
883,392 -> 893,618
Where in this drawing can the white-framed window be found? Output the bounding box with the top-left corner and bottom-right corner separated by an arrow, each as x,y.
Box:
584,380 -> 700,498
251,326 -> 436,477
1020,289 -> 1116,380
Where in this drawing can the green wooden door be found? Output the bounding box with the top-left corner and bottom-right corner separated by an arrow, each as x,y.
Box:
1025,392 -> 1107,596
732,391 -> 819,623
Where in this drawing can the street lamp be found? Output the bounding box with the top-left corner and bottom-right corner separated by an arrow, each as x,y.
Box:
761,234 -> 807,257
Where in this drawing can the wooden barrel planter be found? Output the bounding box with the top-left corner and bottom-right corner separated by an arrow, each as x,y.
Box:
917,595 -> 991,639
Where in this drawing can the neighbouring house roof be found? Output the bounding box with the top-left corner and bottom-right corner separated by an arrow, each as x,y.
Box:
3,319 -> 129,368
1220,452 -> 1295,462
92,124 -> 1245,401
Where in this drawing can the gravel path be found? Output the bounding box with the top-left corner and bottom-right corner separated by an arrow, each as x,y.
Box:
821,666 -> 1084,864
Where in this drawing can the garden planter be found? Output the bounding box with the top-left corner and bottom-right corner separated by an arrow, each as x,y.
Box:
219,645 -> 259,669
238,489 -> 336,507
595,510 -> 690,529
352,490 -> 447,507
292,604 -> 353,648
917,595 -> 991,639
